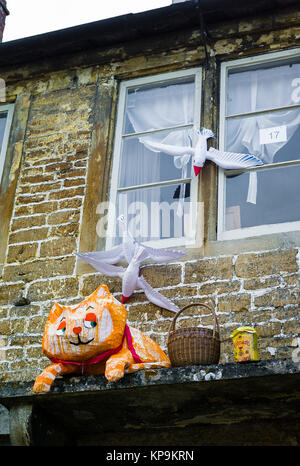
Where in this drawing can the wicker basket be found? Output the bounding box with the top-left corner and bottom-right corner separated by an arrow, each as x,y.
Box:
167,303 -> 220,366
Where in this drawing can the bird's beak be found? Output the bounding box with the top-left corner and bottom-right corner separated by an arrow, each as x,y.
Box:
122,295 -> 130,304
194,166 -> 202,176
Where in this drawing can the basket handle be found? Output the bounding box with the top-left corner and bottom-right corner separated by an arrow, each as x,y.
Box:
168,302 -> 220,338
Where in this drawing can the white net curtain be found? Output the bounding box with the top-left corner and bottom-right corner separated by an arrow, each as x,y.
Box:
227,62 -> 300,204
124,80 -> 195,176
224,59 -> 300,231
117,79 -> 195,241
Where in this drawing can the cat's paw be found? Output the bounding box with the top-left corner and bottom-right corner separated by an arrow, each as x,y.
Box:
105,366 -> 125,382
33,378 -> 51,393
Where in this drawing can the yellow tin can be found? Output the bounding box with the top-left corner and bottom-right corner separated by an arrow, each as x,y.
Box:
231,326 -> 258,362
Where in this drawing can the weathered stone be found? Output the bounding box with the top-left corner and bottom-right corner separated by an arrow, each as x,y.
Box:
218,293 -> 251,313
281,319 -> 300,335
80,273 -> 121,297
16,194 -> 47,205
160,285 -> 198,299
255,322 -> 282,338
19,181 -> 62,194
20,173 -> 55,184
254,288 -> 300,308
0,320 -> 10,335
7,243 -> 38,263
185,257 -> 233,283
7,317 -> 27,334
25,346 -> 43,359
243,276 -> 282,290
47,210 -> 80,225
63,178 -> 85,187
9,227 -> 49,244
3,257 -> 76,283
48,187 -> 84,200
27,277 -> 79,302
66,151 -> 88,162
199,280 -> 241,295
141,264 -> 182,288
0,283 -> 25,306
58,198 -> 82,210
50,223 -> 79,238
45,162 -> 73,173
39,237 -> 77,257
0,3 -> 299,394
10,215 -> 46,232
283,274 -> 300,286
27,315 -> 48,333
14,201 -> 58,216
153,320 -> 172,332
235,250 -> 298,278
1,360 -> 299,445
127,301 -> 171,321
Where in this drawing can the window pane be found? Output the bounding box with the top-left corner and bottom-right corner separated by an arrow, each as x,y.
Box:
114,183 -> 191,244
118,128 -> 193,188
227,58 -> 300,116
226,109 -> 300,165
225,164 -> 300,230
0,112 -> 7,152
124,77 -> 195,134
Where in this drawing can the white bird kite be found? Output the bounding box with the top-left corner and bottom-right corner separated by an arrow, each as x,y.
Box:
76,216 -> 185,313
144,127 -> 263,176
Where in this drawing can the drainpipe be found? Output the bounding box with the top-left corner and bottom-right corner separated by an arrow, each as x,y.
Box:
0,0 -> 9,42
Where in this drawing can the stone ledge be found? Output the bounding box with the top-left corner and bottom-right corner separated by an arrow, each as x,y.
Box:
0,359 -> 299,445
0,358 -> 299,400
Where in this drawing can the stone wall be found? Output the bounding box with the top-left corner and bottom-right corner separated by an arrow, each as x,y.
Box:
0,6 -> 300,383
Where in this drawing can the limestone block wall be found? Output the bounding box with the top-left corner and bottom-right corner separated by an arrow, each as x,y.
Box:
0,6 -> 300,383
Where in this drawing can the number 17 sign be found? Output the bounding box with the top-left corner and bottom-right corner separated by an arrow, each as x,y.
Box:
259,125 -> 287,145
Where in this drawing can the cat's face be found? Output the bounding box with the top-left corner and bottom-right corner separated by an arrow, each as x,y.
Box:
42,285 -> 127,362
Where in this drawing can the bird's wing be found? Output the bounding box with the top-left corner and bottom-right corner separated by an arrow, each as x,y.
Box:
143,139 -> 194,157
132,245 -> 150,264
141,244 -> 186,262
76,253 -> 125,277
207,147 -> 263,170
137,275 -> 179,313
75,246 -> 124,265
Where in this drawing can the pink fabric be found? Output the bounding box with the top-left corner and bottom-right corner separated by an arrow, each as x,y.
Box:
124,325 -> 142,363
49,324 -> 142,367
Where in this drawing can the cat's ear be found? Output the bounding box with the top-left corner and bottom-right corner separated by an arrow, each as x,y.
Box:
48,302 -> 64,323
95,284 -> 110,298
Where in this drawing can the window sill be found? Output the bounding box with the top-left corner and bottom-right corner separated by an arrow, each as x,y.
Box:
204,229 -> 300,258
0,358 -> 299,445
218,221 -> 300,242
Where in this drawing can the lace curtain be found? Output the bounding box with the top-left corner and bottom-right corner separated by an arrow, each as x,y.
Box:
117,80 -> 195,240
226,62 -> 300,203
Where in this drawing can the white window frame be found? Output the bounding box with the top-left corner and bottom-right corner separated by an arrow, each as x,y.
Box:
218,48 -> 300,241
106,67 -> 202,249
0,103 -> 14,185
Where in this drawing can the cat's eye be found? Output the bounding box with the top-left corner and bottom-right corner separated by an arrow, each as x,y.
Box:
84,312 -> 97,329
56,321 -> 66,335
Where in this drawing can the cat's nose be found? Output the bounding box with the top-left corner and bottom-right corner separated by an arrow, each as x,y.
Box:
73,326 -> 82,335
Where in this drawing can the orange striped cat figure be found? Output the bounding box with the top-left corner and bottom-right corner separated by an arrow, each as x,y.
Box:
33,284 -> 171,393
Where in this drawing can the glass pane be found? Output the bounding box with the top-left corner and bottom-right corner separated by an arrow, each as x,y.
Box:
227,58 -> 300,116
225,164 -> 300,230
118,128 -> 193,188
124,77 -> 195,134
0,113 -> 7,152
114,182 -> 191,244
226,109 -> 300,165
